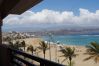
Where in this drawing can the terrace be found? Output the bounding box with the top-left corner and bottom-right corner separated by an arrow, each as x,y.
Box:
0,0 -> 64,66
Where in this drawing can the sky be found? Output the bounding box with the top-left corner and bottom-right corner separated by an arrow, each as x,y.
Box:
3,0 -> 99,31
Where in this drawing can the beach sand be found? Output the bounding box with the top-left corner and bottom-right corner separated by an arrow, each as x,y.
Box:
22,38 -> 99,66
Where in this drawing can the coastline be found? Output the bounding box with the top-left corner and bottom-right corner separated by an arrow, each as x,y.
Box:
22,38 -> 99,66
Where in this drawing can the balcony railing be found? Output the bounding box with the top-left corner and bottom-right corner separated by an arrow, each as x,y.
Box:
0,44 -> 65,66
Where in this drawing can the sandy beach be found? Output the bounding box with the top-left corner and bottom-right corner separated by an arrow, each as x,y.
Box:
22,38 -> 99,66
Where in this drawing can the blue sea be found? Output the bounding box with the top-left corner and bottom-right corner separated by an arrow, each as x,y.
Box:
42,35 -> 99,46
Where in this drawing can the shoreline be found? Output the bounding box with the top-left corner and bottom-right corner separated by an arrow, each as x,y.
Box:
21,38 -> 99,66
44,40 -> 87,47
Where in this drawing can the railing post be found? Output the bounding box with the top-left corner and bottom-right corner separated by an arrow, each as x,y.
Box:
40,62 -> 45,66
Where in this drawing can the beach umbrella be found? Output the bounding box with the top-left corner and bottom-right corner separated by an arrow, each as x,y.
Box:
0,0 -> 42,44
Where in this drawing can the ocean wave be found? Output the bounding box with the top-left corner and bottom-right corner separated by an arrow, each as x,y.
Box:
80,35 -> 99,36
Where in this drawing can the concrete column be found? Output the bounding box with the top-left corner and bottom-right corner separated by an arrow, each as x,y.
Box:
0,13 -> 2,44
0,14 -> 13,66
0,45 -> 13,66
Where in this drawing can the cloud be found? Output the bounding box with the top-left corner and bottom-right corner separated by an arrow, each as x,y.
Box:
3,8 -> 99,30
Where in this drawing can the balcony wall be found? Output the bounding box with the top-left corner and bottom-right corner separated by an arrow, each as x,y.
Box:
0,44 -> 65,66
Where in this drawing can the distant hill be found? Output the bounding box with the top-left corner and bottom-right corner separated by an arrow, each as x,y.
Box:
3,26 -> 99,35
24,28 -> 99,36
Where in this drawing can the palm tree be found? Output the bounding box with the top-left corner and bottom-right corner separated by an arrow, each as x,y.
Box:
59,47 -> 77,66
27,45 -> 37,55
8,40 -> 22,50
3,36 -> 12,42
84,42 -> 99,63
38,41 -> 49,59
8,41 -> 14,48
14,41 -> 21,50
21,40 -> 26,51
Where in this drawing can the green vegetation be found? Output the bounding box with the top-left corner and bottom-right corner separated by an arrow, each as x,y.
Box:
59,47 -> 77,66
38,41 -> 49,59
8,40 -> 26,51
67,61 -> 75,66
27,45 -> 37,55
84,42 -> 99,63
21,40 -> 26,51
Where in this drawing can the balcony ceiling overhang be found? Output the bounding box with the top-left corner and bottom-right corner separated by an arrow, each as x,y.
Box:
0,0 -> 42,19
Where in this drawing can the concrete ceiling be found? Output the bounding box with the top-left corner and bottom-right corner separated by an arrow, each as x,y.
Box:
0,0 -> 3,5
0,0 -> 42,19
9,0 -> 42,14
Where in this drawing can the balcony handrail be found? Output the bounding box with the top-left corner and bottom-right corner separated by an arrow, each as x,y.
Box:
8,46 -> 65,66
